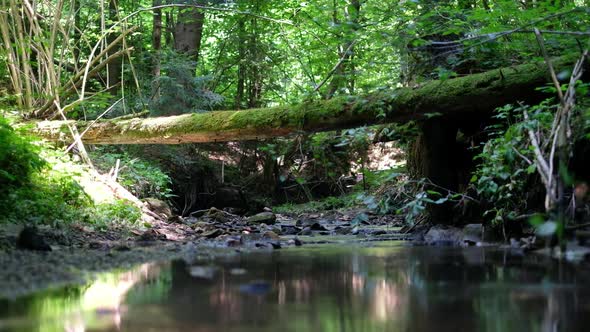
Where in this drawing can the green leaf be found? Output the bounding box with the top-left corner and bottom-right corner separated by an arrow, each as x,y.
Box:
433,198 -> 448,204
526,164 -> 536,174
528,214 -> 544,227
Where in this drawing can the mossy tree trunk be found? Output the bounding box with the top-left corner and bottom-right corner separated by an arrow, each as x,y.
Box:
31,55 -> 577,145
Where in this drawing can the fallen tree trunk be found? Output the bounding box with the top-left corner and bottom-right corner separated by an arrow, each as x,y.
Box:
32,55 -> 577,145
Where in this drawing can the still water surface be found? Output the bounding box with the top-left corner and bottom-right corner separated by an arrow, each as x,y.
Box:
1,241 -> 590,332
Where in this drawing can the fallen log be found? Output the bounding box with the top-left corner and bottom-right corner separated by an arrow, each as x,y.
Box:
31,55 -> 577,145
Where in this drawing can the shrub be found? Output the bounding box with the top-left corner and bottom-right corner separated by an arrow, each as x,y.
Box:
0,116 -> 45,192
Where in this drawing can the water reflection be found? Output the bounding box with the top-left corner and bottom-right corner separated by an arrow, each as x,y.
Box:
0,263 -> 167,332
2,243 -> 590,332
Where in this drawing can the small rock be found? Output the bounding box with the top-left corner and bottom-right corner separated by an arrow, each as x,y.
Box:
424,225 -> 463,246
263,207 -> 273,212
299,227 -> 312,236
351,226 -> 360,235
293,238 -> 303,246
203,229 -> 223,239
281,225 -> 302,235
16,226 -> 51,251
247,212 -> 277,225
263,231 -> 281,241
270,242 -> 282,249
463,224 -> 484,244
334,226 -> 352,235
143,198 -> 173,219
208,211 -> 228,223
168,215 -> 184,224
88,241 -> 102,249
188,265 -> 217,280
226,236 -> 243,247
138,229 -> 166,242
310,223 -> 327,231
114,244 -> 131,251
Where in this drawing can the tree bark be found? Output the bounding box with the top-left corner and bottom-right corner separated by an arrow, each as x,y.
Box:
152,0 -> 162,99
106,0 -> 121,95
31,55 -> 577,145
174,5 -> 205,63
326,0 -> 361,98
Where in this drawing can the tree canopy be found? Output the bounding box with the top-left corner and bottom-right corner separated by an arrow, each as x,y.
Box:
1,0 -> 588,120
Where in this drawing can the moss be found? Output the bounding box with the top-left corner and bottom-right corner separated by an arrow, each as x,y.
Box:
32,55 -> 578,144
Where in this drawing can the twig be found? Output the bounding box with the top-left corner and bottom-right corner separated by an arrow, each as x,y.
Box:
523,109 -> 553,200
534,29 -> 564,103
314,40 -> 358,93
512,146 -> 533,165
64,98 -> 124,153
432,7 -> 588,60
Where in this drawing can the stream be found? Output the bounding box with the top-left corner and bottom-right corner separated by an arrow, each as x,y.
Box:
1,241 -> 590,332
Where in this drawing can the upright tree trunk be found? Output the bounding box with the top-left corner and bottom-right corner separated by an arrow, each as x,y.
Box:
106,0 -> 121,95
72,0 -> 81,65
152,0 -> 162,99
235,19 -> 246,109
174,5 -> 205,63
247,15 -> 262,108
326,0 -> 361,99
165,11 -> 174,47
409,119 -> 459,223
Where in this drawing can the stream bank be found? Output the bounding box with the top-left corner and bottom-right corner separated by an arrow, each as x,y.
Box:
3,203 -> 590,300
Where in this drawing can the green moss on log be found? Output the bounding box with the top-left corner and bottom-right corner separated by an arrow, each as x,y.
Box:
31,55 -> 578,144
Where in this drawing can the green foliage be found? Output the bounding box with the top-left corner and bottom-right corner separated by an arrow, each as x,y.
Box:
0,169 -> 91,226
0,129 -> 140,227
0,116 -> 45,191
0,139 -> 91,225
274,194 -> 357,214
90,147 -> 173,200
148,51 -> 223,116
470,103 -> 540,224
93,200 -> 141,228
358,175 -> 465,225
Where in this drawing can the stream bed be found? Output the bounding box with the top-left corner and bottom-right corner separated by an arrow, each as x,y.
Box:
1,241 -> 590,332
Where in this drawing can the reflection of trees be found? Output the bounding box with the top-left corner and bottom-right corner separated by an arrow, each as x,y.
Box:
11,245 -> 590,332
0,263 -> 164,332
118,247 -> 590,332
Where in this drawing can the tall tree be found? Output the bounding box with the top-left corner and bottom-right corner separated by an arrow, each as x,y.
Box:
325,0 -> 361,98
152,0 -> 163,98
106,0 -> 121,95
174,2 -> 205,63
